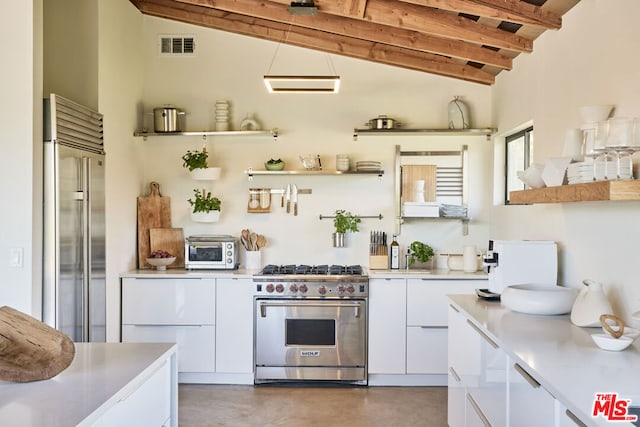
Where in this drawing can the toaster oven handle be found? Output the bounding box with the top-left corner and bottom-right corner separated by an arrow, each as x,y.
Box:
259,301 -> 362,318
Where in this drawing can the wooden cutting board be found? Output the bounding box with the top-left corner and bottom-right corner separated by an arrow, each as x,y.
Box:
401,165 -> 437,203
149,228 -> 185,268
137,182 -> 172,269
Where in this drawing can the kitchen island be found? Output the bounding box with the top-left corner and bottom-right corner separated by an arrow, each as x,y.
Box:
0,342 -> 177,426
448,294 -> 640,427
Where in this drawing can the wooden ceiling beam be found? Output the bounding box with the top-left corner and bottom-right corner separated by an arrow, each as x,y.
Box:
130,0 -> 495,84
266,0 -> 533,52
175,0 -> 512,69
341,0 -> 368,18
399,0 -> 562,29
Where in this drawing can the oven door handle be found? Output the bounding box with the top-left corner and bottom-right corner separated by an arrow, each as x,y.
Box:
259,301 -> 362,318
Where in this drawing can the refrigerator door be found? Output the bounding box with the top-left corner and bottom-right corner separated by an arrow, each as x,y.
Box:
43,144 -> 105,342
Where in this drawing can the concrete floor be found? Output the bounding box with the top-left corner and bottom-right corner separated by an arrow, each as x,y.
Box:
178,384 -> 448,426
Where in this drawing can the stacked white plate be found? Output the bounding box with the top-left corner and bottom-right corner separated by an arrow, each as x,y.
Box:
356,161 -> 382,171
567,162 -> 594,184
440,204 -> 468,217
215,100 -> 230,131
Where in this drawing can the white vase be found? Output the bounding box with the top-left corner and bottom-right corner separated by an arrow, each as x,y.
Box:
191,210 -> 220,223
448,96 -> 470,129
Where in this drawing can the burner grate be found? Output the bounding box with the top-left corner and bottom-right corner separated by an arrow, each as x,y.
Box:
259,264 -> 363,275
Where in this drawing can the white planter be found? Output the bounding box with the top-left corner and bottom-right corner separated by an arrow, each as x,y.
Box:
190,210 -> 220,223
190,167 -> 221,180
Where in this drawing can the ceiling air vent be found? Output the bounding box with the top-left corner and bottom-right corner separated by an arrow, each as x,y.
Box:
158,35 -> 195,56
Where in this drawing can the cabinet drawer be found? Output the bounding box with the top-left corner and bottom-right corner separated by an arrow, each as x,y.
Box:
407,280 -> 478,326
406,326 -> 448,374
122,278 -> 215,324
99,358 -> 171,427
122,325 -> 215,373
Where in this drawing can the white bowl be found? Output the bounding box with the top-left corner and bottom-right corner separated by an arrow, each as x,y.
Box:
541,157 -> 572,187
591,333 -> 634,351
579,105 -> 614,123
501,284 -> 579,315
190,167 -> 221,180
146,257 -> 176,271
517,162 -> 546,189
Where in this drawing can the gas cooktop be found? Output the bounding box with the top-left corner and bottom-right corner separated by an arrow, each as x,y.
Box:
259,264 -> 364,276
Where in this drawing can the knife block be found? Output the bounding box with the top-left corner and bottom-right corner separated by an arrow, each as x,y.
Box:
369,255 -> 389,270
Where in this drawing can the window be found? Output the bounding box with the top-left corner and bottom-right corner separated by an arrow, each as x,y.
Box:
505,127 -> 534,203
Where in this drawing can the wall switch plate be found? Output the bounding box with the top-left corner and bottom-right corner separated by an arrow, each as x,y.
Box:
9,247 -> 23,268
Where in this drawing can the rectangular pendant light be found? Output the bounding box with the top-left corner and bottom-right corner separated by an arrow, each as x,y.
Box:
263,75 -> 340,93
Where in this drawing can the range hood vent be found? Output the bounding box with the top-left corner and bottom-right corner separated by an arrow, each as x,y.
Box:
288,0 -> 318,15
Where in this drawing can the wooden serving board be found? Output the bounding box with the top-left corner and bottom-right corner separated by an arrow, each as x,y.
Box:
149,228 -> 185,268
137,182 -> 172,269
401,165 -> 437,203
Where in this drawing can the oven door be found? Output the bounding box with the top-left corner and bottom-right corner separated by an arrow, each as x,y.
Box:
255,298 -> 367,369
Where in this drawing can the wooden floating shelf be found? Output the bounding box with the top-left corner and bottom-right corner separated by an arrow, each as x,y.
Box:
509,180 -> 640,205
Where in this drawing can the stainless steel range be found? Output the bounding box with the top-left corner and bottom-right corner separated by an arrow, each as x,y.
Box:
253,264 -> 368,385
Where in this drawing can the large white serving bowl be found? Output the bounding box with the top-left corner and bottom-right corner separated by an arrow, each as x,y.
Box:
501,284 -> 579,315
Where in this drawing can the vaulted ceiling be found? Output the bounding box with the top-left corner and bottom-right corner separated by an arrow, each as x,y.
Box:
129,0 -> 580,85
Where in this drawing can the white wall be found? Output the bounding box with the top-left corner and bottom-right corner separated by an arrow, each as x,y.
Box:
0,0 -> 41,316
492,0 -> 640,323
136,17 -> 493,270
43,0 -> 98,110
98,0 -> 144,342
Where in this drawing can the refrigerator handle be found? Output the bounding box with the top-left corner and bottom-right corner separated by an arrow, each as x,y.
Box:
82,157 -> 91,342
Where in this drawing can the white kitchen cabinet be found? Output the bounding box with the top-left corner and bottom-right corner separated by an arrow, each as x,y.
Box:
509,361 -> 556,427
98,358 -> 172,427
368,278 -> 406,374
122,324 -> 215,372
465,318 -> 508,427
556,402 -> 588,427
215,278 -> 254,373
406,279 -> 477,374
448,304 -> 482,427
122,277 -> 216,374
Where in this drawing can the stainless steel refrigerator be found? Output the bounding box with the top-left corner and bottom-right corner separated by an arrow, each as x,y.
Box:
43,94 -> 106,342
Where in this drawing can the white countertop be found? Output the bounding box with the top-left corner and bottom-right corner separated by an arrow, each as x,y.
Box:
369,268 -> 487,280
0,342 -> 177,427
449,294 -> 640,427
121,268 -> 487,280
121,268 -> 255,278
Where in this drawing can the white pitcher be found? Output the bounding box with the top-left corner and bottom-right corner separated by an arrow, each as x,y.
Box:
570,279 -> 613,327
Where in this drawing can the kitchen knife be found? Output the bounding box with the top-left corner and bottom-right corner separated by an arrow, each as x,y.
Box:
292,184 -> 298,216
281,187 -> 285,208
285,184 -> 291,213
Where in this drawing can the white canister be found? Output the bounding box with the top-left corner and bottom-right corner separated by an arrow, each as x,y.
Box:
463,245 -> 477,272
245,251 -> 262,271
562,128 -> 584,162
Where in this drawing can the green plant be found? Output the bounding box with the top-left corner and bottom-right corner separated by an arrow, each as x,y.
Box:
182,149 -> 209,171
188,188 -> 221,213
333,210 -> 361,234
408,241 -> 434,266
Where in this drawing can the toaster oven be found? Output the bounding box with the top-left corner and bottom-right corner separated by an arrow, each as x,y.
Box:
184,235 -> 239,270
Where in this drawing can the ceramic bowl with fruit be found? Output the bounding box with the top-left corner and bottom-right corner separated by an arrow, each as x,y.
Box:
265,158 -> 285,171
146,250 -> 176,271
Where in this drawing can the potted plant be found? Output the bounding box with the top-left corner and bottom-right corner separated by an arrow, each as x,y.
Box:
188,188 -> 221,222
407,241 -> 435,269
182,147 -> 221,180
332,209 -> 361,247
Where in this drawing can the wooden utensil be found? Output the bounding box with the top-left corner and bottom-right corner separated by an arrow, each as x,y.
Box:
137,182 -> 172,269
250,232 -> 258,251
149,228 -> 185,268
256,234 -> 267,250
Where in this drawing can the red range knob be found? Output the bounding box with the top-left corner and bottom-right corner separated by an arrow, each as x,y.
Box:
337,285 -> 346,294
347,285 -> 355,294
299,284 -> 308,293
289,284 -> 298,293
266,284 -> 275,293
275,284 -> 285,293
318,285 -> 327,295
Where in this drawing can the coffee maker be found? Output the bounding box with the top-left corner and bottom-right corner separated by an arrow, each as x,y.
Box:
482,240 -> 558,296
